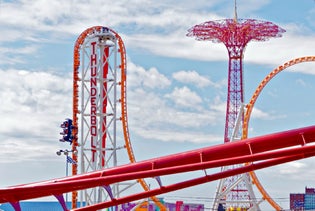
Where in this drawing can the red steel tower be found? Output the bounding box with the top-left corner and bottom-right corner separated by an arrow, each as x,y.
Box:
187,18 -> 285,143
187,19 -> 285,210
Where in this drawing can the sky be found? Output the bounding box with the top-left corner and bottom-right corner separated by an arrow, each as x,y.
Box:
0,0 -> 315,210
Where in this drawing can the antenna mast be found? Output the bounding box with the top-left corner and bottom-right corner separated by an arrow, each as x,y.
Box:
234,0 -> 238,22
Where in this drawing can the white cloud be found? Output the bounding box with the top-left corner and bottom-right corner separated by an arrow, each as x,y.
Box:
125,63 -> 225,144
128,86 -> 219,131
172,70 -> 216,88
0,69 -> 72,162
209,96 -> 226,114
279,161 -> 307,174
0,137 -> 58,163
285,60 -> 315,75
165,86 -> 202,109
127,61 -> 171,89
245,30 -> 315,68
1,0 -> 313,70
125,22 -> 315,72
251,107 -> 272,119
0,45 -> 39,65
138,128 -> 222,143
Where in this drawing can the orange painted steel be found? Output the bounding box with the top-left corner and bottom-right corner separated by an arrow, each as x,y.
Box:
242,56 -> 315,210
118,27 -> 165,210
72,26 -> 165,210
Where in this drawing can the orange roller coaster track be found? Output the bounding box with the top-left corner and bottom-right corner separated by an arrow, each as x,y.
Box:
242,56 -> 315,210
72,26 -> 165,210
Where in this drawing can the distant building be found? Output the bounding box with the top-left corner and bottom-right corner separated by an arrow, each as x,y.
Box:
0,199 -> 204,211
122,199 -> 204,211
290,187 -> 315,210
0,202 -> 79,211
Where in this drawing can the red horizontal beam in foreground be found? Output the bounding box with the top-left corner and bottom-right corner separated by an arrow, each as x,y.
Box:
2,142 -> 315,204
1,125 -> 315,207
75,152 -> 315,211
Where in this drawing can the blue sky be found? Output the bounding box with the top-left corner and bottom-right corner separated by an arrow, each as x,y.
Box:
0,0 -> 315,210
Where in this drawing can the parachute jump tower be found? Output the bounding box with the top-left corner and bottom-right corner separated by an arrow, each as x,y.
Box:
187,6 -> 285,211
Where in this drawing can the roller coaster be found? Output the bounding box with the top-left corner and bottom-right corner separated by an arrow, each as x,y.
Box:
2,125 -> 315,211
0,25 -> 314,211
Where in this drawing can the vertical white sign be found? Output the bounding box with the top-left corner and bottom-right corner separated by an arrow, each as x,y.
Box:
90,40 -> 98,162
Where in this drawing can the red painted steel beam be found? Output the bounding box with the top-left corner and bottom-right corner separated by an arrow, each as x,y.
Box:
58,124 -> 315,180
1,142 -> 315,204
1,125 -> 315,204
74,152 -> 315,211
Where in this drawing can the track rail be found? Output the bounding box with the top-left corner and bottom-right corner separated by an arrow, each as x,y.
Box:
117,27 -> 165,210
72,26 -> 165,210
1,125 -> 315,210
242,56 -> 315,210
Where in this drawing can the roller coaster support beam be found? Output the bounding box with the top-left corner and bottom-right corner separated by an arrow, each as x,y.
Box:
1,125 -> 315,210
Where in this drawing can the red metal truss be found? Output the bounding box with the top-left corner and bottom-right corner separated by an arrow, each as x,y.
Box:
187,19 -> 285,143
187,19 -> 285,44
1,125 -> 315,210
187,19 -> 285,209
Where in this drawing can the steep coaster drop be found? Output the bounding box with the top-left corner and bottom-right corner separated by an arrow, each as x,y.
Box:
71,26 -> 166,210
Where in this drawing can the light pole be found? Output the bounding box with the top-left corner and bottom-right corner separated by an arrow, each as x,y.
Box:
56,149 -> 77,204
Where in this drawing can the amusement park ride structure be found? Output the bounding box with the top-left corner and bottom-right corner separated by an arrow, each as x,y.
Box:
1,10 -> 315,211
71,26 -> 165,210
2,121 -> 315,211
186,10 -> 286,211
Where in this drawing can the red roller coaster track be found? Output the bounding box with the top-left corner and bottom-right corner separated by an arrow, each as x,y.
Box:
1,125 -> 315,210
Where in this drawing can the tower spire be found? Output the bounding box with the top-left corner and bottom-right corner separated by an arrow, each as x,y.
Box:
234,0 -> 238,22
